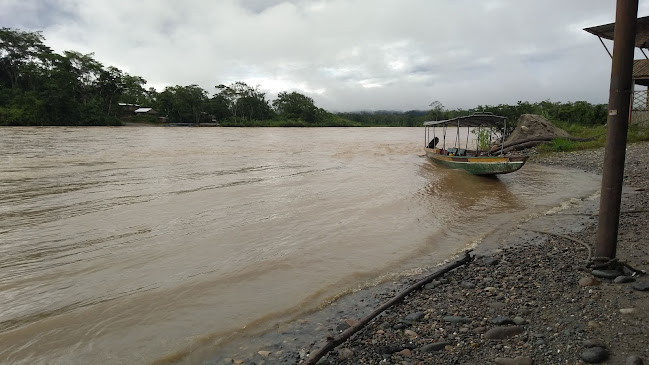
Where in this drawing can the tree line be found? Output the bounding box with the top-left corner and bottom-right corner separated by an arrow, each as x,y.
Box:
340,100 -> 607,128
0,28 -> 350,126
1,27 -> 607,127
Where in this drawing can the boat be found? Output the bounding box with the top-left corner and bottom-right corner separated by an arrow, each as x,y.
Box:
423,113 -> 528,175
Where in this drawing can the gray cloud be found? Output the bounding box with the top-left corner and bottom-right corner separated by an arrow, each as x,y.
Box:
5,0 -> 646,111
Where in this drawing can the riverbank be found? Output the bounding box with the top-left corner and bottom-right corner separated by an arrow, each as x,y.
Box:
216,143 -> 649,365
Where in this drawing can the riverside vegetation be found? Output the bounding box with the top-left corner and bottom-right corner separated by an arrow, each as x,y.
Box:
0,27 -> 616,130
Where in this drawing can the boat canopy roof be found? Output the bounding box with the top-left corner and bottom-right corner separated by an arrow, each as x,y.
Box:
423,112 -> 507,127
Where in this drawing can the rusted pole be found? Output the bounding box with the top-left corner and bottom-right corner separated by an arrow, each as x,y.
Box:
595,0 -> 638,259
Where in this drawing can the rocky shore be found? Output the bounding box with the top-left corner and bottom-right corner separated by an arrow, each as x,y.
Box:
216,142 -> 649,365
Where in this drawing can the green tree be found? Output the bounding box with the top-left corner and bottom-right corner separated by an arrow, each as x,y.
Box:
158,84 -> 208,123
204,94 -> 231,121
120,74 -> 147,105
0,28 -> 52,89
215,81 -> 273,123
272,91 -> 318,123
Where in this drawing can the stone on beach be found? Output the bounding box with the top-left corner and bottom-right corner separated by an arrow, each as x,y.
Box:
484,326 -> 525,340
420,341 -> 450,352
579,276 -> 601,286
591,269 -> 623,279
632,281 -> 649,291
403,311 -> 425,322
337,348 -> 353,359
626,355 -> 645,365
443,315 -> 471,324
491,316 -> 515,325
494,356 -> 534,365
580,346 -> 609,363
459,281 -> 476,289
613,275 -> 635,283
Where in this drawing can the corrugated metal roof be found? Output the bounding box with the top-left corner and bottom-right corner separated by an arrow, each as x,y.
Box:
584,16 -> 649,49
633,59 -> 649,79
134,108 -> 152,113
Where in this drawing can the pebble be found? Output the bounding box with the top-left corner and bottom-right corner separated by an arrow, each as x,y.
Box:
443,315 -> 471,324
579,277 -> 601,286
494,356 -> 534,365
404,329 -> 418,338
337,348 -> 354,359
614,276 -> 635,283
484,326 -> 525,340
580,346 -> 609,363
626,355 -> 645,365
619,307 -> 637,314
492,316 -> 515,325
421,341 -> 450,352
513,316 -> 526,325
591,269 -> 623,279
632,281 -> 649,291
404,311 -> 425,322
460,281 -> 476,289
582,339 -> 606,348
397,349 -> 412,357
257,350 -> 271,357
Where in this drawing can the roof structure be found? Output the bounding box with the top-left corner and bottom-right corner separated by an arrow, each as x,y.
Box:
633,59 -> 649,86
583,15 -> 649,49
423,113 -> 506,127
134,107 -> 153,113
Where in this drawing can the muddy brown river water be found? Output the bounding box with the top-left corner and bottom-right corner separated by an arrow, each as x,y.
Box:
0,127 -> 600,364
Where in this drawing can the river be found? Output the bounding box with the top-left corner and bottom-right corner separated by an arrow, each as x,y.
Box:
0,127 -> 600,364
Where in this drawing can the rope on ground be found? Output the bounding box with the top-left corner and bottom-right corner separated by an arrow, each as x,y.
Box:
522,229 -> 645,275
301,250 -> 474,365
524,229 -> 593,261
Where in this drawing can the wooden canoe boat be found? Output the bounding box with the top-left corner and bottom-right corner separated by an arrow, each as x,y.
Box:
423,113 -> 528,175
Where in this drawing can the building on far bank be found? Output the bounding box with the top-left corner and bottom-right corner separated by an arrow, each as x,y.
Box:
134,107 -> 159,115
585,16 -> 649,128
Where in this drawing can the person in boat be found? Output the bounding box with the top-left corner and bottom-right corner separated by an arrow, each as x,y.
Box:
427,137 -> 439,149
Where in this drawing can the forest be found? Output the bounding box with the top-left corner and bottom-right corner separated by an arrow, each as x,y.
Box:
1,27 -> 608,127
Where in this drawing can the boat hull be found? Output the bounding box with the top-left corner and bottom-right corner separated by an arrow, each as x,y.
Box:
425,148 -> 528,175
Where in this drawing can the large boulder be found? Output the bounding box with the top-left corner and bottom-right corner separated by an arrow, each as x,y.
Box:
505,114 -> 570,144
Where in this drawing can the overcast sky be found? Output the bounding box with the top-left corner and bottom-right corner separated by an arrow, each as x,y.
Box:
3,0 -> 648,112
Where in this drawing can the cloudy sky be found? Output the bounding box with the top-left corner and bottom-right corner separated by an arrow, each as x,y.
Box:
3,0 -> 648,112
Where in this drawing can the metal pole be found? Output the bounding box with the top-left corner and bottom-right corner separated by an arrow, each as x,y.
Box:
595,0 -> 638,259
425,126 -> 427,147
501,119 -> 506,155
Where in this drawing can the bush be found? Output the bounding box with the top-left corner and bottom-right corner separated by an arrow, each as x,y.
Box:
549,138 -> 577,152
